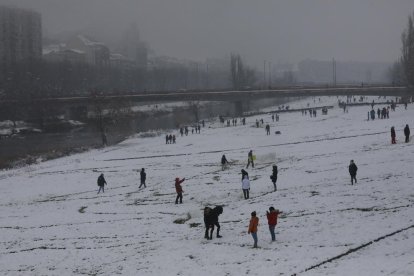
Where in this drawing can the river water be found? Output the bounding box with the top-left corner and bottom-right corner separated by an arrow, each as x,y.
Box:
0,97 -> 291,168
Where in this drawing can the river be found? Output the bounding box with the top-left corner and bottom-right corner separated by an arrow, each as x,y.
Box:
0,97 -> 292,168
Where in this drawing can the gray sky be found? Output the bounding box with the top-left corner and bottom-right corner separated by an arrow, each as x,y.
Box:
2,0 -> 414,66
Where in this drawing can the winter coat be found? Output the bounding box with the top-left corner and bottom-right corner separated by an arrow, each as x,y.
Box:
349,163 -> 358,176
248,216 -> 259,234
221,155 -> 228,165
404,125 -> 410,137
248,151 -> 253,161
270,166 -> 278,182
391,127 -> 396,138
175,178 -> 185,193
242,177 -> 250,190
267,210 -> 278,226
204,206 -> 223,226
97,175 -> 106,187
140,170 -> 146,182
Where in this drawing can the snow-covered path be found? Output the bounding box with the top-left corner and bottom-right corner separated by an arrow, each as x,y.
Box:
1,96 -> 413,275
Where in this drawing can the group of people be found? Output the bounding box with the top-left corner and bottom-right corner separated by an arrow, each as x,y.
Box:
390,124 -> 410,144
95,97 -> 411,249
165,134 -> 176,144
369,107 -> 390,120
248,207 -> 280,248
203,205 -> 280,248
224,117 -> 246,127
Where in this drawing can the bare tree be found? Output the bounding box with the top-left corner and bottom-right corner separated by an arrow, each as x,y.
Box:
401,12 -> 414,86
230,53 -> 256,90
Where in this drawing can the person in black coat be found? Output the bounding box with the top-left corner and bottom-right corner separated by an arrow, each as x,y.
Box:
404,124 -> 410,143
270,165 -> 278,191
97,173 -> 107,194
221,154 -> 228,170
204,206 -> 223,240
139,168 -> 146,188
348,160 -> 358,185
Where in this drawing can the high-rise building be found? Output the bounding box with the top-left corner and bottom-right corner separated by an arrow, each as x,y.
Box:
0,5 -> 42,76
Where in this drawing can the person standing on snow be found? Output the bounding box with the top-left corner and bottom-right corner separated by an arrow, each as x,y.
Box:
221,154 -> 229,170
391,126 -> 396,144
242,175 -> 250,199
404,124 -> 410,143
248,211 -> 259,248
270,165 -> 278,191
97,173 -> 107,194
204,206 -> 223,240
246,150 -> 254,168
241,169 -> 249,181
265,124 -> 270,135
175,177 -> 185,204
348,160 -> 358,185
139,168 -> 146,188
266,207 -> 279,242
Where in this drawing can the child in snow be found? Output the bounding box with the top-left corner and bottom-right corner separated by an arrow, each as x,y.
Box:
97,173 -> 107,194
175,177 -> 185,204
242,175 -> 250,199
266,207 -> 279,241
270,165 -> 278,191
139,168 -> 146,188
348,160 -> 358,185
246,150 -> 254,168
248,211 -> 259,248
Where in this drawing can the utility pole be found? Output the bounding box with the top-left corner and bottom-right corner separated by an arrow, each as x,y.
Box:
263,60 -> 266,90
268,61 -> 272,89
332,58 -> 337,87
206,63 -> 209,89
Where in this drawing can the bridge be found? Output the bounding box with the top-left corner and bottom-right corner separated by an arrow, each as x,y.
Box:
14,85 -> 412,105
0,85 -> 411,120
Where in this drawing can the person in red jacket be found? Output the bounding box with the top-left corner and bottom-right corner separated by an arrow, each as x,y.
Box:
391,126 -> 396,144
266,207 -> 279,241
175,177 -> 185,204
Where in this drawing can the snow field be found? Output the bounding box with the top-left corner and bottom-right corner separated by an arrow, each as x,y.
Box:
0,96 -> 413,275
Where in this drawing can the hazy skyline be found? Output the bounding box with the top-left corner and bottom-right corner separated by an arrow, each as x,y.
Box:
1,0 -> 414,67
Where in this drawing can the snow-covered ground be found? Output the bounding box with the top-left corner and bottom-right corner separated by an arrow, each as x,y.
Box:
0,96 -> 413,276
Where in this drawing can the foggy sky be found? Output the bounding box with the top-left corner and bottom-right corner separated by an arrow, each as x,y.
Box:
2,0 -> 414,67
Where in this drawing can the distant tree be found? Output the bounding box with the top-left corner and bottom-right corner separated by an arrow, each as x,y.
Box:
189,101 -> 201,123
388,61 -> 406,85
230,53 -> 256,90
401,12 -> 414,86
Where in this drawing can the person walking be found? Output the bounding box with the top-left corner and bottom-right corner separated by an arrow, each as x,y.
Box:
248,211 -> 259,248
139,168 -> 146,188
97,173 -> 107,194
204,206 -> 223,240
265,124 -> 270,135
404,124 -> 410,143
221,154 -> 229,170
242,175 -> 250,199
270,165 -> 278,191
391,126 -> 396,144
175,177 -> 185,204
246,150 -> 254,168
348,160 -> 358,185
266,207 -> 279,242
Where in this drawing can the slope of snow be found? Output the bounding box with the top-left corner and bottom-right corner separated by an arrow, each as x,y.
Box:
0,96 -> 413,275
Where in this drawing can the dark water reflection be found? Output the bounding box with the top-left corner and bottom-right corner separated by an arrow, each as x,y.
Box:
0,97 -> 290,167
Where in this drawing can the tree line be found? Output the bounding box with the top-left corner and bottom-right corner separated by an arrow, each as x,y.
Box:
390,10 -> 414,87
